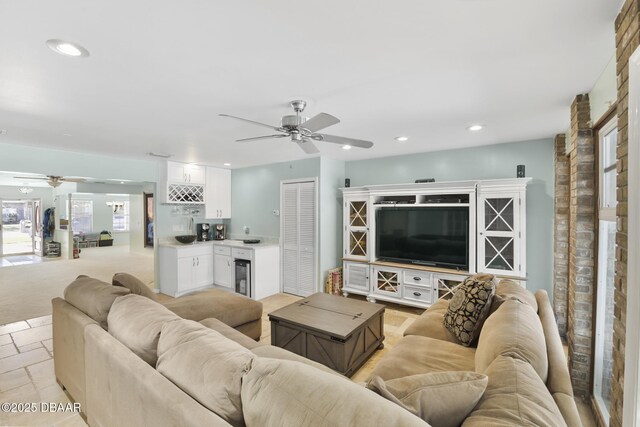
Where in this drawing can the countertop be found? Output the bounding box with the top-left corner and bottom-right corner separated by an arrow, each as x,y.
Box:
159,239 -> 279,249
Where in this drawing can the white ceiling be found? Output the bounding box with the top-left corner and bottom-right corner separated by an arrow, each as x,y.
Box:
0,0 -> 623,169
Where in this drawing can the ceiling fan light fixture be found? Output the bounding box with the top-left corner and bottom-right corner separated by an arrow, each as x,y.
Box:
342,145 -> 352,150
46,39 -> 90,57
468,124 -> 483,132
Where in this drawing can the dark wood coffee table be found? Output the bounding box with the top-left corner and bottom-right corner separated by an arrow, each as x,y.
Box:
268,293 -> 385,377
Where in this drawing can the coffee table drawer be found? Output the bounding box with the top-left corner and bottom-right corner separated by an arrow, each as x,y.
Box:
403,284 -> 434,304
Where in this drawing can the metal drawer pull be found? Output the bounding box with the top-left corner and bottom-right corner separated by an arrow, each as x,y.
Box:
413,292 -> 421,297
413,277 -> 421,281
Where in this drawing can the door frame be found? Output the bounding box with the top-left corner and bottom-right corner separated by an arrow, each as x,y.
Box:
279,177 -> 319,295
1,198 -> 40,257
624,47 -> 640,427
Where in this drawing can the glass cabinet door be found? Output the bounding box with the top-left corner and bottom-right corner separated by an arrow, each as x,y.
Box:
478,194 -> 521,275
345,199 -> 369,260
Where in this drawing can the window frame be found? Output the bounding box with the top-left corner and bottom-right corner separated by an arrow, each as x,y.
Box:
70,199 -> 93,234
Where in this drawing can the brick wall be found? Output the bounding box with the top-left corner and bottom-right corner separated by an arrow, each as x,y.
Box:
611,1 -> 636,425
567,94 -> 596,398
553,134 -> 569,337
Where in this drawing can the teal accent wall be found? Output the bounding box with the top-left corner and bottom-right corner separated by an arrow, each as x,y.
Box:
345,139 -> 555,297
230,157 -> 321,240
319,157 -> 346,284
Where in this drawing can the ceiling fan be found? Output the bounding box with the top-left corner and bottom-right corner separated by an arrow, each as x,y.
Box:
13,175 -> 86,188
219,100 -> 374,154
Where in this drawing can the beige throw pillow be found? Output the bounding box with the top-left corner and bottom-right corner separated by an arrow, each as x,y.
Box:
156,319 -> 254,427
366,372 -> 488,427
443,274 -> 496,346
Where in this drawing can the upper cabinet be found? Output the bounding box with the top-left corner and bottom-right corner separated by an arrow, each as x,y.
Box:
160,161 -> 206,204
343,195 -> 370,261
205,167 -> 231,219
477,179 -> 529,278
167,161 -> 206,184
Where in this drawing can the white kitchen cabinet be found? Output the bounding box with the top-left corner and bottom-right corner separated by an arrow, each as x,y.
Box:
167,161 -> 205,184
205,167 -> 231,219
159,244 -> 214,297
214,246 -> 233,289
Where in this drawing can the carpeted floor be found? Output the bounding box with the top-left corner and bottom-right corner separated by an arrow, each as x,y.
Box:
0,246 -> 154,325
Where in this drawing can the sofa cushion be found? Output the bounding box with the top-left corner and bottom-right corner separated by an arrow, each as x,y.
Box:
491,279 -> 537,313
107,294 -> 179,366
241,357 -> 428,427
112,272 -> 158,301
199,317 -> 264,350
366,372 -> 488,427
251,345 -> 341,376
462,356 -> 567,427
403,298 -> 459,343
162,288 -> 262,326
156,319 -> 254,427
64,275 -> 130,329
475,299 -> 549,383
370,335 -> 476,381
443,275 -> 496,346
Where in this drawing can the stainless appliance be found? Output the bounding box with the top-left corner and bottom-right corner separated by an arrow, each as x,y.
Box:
196,223 -> 211,241
234,259 -> 251,297
213,224 -> 225,240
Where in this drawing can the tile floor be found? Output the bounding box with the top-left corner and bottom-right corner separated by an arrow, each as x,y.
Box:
0,293 -> 597,426
0,255 -> 50,268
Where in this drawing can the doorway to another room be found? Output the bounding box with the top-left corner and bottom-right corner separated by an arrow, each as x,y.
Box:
1,199 -> 36,256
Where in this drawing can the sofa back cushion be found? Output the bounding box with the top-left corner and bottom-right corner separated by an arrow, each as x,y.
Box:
64,275 -> 130,329
475,299 -> 548,383
107,294 -> 179,365
491,279 -> 538,313
156,319 -> 254,427
443,274 -> 496,346
463,355 -> 567,427
112,272 -> 157,301
241,357 -> 428,427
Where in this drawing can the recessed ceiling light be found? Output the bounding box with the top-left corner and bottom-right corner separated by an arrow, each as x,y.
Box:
46,39 -> 90,57
223,163 -> 231,166
394,136 -> 409,142
468,124 -> 483,131
120,181 -> 125,184
342,145 -> 352,150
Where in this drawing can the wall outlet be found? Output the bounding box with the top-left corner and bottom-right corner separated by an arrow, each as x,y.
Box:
243,226 -> 250,234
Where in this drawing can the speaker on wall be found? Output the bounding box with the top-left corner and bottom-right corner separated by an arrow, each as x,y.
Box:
517,165 -> 525,178
345,178 -> 350,188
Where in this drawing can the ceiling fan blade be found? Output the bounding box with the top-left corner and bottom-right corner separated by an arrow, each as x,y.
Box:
297,139 -> 320,154
300,113 -> 340,133
236,134 -> 288,142
219,114 -> 280,131
312,133 -> 374,149
62,178 -> 86,183
13,176 -> 46,180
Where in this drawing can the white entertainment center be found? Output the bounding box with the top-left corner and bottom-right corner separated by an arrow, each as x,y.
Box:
341,178 -> 530,309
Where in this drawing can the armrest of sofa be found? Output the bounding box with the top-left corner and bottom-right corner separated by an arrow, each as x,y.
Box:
52,297 -> 99,413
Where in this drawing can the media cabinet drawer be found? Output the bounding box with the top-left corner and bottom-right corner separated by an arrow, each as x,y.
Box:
403,284 -> 434,304
403,271 -> 432,286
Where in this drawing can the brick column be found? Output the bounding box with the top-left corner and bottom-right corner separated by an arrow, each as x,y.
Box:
553,134 -> 569,337
611,1 -> 636,425
567,94 -> 595,398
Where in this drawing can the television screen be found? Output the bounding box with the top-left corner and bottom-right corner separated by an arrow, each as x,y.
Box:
376,207 -> 469,270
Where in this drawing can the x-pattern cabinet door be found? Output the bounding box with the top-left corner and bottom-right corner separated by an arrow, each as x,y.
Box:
478,192 -> 523,277
344,198 -> 369,261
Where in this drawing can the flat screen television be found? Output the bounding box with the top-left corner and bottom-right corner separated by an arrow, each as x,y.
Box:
375,207 -> 469,270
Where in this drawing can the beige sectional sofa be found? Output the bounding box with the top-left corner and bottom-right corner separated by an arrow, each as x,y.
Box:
370,280 -> 582,427
53,274 -> 580,426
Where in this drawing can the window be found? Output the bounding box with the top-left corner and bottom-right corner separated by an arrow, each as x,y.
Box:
71,200 -> 93,234
593,116 -> 617,424
112,201 -> 129,232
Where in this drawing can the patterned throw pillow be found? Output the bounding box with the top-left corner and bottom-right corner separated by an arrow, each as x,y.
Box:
443,275 -> 496,346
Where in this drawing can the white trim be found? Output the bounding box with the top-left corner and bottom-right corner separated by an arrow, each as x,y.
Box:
623,47 -> 640,427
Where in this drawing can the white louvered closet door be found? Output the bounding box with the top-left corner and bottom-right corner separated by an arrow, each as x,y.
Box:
281,180 -> 316,297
